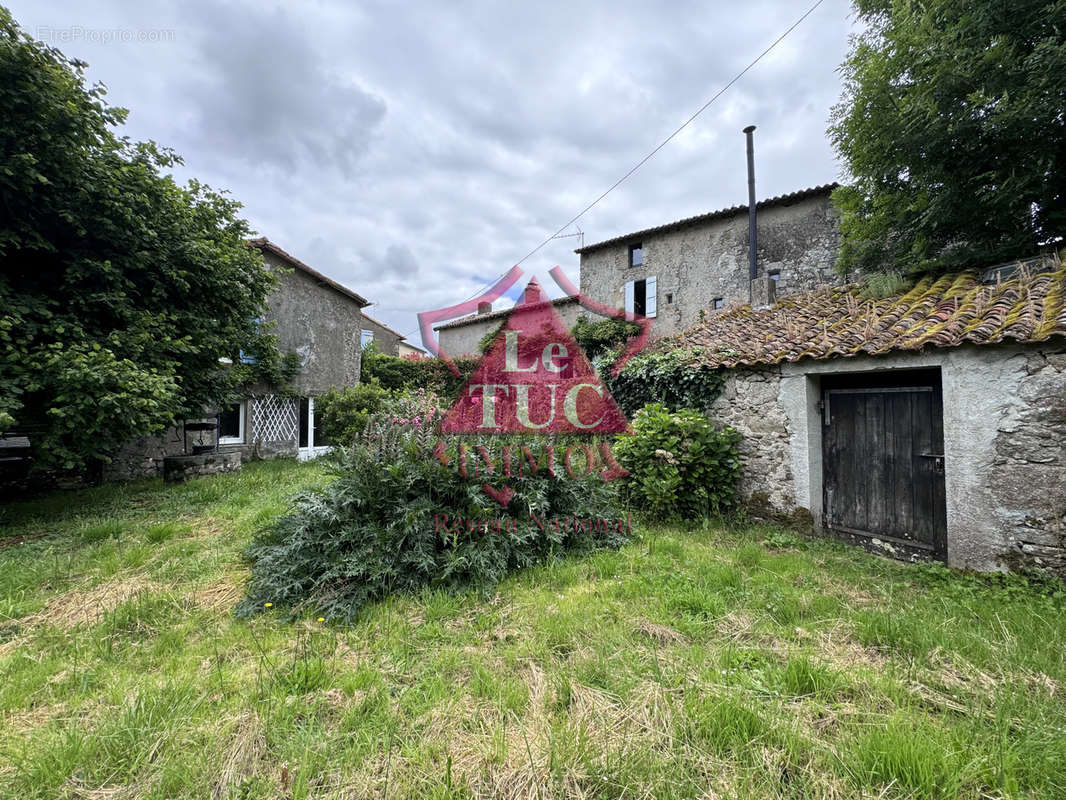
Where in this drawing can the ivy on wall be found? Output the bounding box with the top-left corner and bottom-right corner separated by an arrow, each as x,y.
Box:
604,347 -> 725,418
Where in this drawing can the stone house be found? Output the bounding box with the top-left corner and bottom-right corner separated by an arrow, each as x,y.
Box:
106,238 -> 370,478
436,295 -> 584,357
359,312 -> 405,356
576,184 -> 842,337
670,262 -> 1066,577
435,184 -> 843,356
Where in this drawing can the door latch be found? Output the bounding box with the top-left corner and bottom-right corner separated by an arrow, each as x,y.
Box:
920,453 -> 945,474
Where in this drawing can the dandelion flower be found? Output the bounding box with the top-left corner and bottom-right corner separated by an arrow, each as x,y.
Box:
264,602 -> 273,608
317,617 -> 325,623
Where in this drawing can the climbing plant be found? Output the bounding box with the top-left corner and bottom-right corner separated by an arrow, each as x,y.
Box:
605,347 -> 725,417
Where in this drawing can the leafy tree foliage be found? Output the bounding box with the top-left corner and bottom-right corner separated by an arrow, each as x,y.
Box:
0,11 -> 288,472
614,404 -> 742,521
830,0 -> 1066,275
571,315 -> 641,361
313,382 -> 389,447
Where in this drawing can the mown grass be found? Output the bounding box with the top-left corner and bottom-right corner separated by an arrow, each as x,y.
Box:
0,459 -> 1064,799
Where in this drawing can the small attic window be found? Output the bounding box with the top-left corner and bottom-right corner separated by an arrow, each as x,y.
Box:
713,297 -> 724,310
628,242 -> 643,268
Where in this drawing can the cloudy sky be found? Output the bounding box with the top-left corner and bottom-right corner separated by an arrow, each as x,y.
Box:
12,0 -> 859,345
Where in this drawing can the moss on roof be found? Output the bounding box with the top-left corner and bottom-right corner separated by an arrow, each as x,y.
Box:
672,264 -> 1066,368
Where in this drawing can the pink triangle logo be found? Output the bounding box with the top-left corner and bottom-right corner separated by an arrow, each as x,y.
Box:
441,278 -> 630,435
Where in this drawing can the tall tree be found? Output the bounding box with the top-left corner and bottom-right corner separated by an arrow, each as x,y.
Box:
830,0 -> 1066,276
0,9 -> 290,474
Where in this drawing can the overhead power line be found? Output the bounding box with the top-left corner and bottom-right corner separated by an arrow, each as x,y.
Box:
399,0 -> 827,339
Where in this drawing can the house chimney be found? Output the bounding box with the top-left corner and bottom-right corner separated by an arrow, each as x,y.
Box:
743,125 -> 758,285
477,301 -> 492,315
522,277 -> 545,306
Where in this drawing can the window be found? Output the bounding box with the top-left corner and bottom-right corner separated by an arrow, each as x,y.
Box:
624,276 -> 657,318
628,242 -> 643,268
713,297 -> 724,311
218,402 -> 244,444
361,329 -> 374,349
665,293 -> 673,305
769,270 -> 781,283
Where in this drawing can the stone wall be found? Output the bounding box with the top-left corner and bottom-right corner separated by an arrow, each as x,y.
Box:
990,347 -> 1066,573
578,191 -> 843,338
763,342 -> 1066,578
436,297 -> 588,358
709,367 -> 795,514
264,250 -> 363,395
360,314 -> 403,356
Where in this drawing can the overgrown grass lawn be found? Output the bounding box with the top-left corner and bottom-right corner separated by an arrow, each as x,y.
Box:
0,460 -> 1064,799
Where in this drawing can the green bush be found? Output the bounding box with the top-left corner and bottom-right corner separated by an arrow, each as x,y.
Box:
605,348 -> 725,417
613,404 -> 742,521
572,315 -> 641,361
361,346 -> 478,401
314,383 -> 389,447
238,426 -> 630,621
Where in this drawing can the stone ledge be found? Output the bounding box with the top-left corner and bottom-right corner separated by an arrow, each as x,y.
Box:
163,452 -> 241,484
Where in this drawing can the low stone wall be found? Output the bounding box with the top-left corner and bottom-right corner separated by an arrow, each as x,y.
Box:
163,451 -> 241,483
708,367 -> 795,515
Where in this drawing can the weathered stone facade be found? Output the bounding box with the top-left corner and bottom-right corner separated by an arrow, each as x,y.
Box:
436,297 -> 588,358
991,348 -> 1066,573
577,187 -> 843,338
263,248 -> 364,395
709,367 -> 793,513
360,312 -> 404,356
711,341 -> 1066,579
104,241 -> 368,481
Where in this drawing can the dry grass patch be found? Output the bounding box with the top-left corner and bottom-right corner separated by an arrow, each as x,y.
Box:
191,576 -> 243,613
31,575 -> 158,630
635,619 -> 689,645
212,711 -> 269,800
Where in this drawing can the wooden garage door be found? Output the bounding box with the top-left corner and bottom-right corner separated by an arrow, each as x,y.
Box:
822,372 -> 947,560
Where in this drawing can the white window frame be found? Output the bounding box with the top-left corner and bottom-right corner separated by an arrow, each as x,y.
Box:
218,401 -> 246,444
361,329 -> 374,348
298,396 -> 332,461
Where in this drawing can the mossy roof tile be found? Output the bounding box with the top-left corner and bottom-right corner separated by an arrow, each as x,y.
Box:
674,265 -> 1066,368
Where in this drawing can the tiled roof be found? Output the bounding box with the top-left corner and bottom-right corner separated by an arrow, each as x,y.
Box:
248,237 -> 369,307
672,263 -> 1066,368
574,183 -> 838,254
434,295 -> 580,331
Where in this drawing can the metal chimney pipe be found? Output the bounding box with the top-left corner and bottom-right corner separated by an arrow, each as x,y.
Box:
743,125 -> 758,282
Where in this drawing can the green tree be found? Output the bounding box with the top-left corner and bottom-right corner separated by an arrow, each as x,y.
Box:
830,0 -> 1066,276
0,9 -> 290,473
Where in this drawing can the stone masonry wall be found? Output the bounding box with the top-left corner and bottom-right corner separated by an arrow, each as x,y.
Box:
708,367 -> 795,514
578,192 -> 843,339
264,251 -> 363,395
990,346 -> 1066,574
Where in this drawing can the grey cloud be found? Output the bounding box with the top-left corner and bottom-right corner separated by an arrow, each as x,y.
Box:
181,3 -> 386,175
5,0 -> 860,339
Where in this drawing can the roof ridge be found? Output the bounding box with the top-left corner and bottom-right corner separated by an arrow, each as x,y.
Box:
575,183 -> 838,254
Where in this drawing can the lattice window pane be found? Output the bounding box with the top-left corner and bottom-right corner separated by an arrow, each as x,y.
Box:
250,395 -> 298,443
